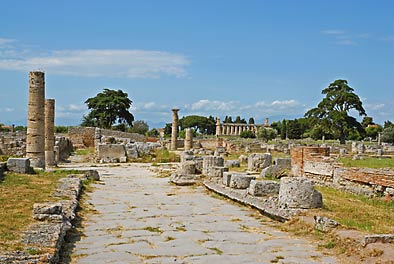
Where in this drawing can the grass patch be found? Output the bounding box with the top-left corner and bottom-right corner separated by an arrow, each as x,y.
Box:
0,169 -> 81,251
154,149 -> 180,163
175,226 -> 187,232
208,247 -> 223,255
143,226 -> 163,233
74,148 -> 94,156
338,156 -> 394,168
164,236 -> 175,242
317,186 -> 394,233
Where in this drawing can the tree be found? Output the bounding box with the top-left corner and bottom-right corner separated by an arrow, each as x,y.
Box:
287,119 -> 303,139
384,120 -> 393,129
224,116 -> 233,123
305,80 -> 366,144
164,123 -> 172,137
280,120 -> 287,140
361,116 -> 374,128
146,128 -> 159,137
381,126 -> 394,143
248,117 -> 255,124
256,127 -> 277,142
240,130 -> 256,138
83,89 -> 134,129
128,120 -> 149,135
179,115 -> 215,135
365,125 -> 383,140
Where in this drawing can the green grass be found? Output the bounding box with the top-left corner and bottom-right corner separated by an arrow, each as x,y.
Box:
317,186 -> 394,233
208,247 -> 223,255
143,226 -> 163,233
154,149 -> 180,163
338,156 -> 394,168
74,148 -> 94,156
0,169 -> 87,251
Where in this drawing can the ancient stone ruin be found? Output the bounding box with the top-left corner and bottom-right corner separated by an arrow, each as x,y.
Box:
26,71 -> 46,169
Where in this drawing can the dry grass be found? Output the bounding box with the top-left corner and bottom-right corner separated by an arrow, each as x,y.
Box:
0,170 -> 80,251
317,186 -> 394,234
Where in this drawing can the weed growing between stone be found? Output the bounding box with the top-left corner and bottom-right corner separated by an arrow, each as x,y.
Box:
0,170 -> 81,252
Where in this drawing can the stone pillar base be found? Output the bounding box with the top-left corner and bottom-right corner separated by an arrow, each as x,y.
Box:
45,151 -> 56,167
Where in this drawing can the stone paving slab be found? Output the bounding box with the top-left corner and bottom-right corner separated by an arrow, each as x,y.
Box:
66,164 -> 337,263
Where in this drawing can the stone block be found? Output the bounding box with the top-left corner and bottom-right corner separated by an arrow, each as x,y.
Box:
222,172 -> 232,187
7,158 -> 33,174
225,160 -> 240,168
126,143 -> 138,159
274,158 -> 291,168
247,153 -> 272,172
363,234 -> 394,246
238,155 -> 248,163
202,156 -> 224,175
180,161 -> 196,175
229,174 -> 256,189
83,170 -> 100,181
314,216 -> 339,232
98,144 -> 126,162
33,202 -> 63,221
207,166 -> 224,178
169,173 -> 201,186
279,177 -> 323,209
248,180 -> 279,197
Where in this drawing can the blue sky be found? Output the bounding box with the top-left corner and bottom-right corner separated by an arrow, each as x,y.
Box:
0,1 -> 393,128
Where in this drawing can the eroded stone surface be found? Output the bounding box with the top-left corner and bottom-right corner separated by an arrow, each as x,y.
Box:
67,164 -> 337,264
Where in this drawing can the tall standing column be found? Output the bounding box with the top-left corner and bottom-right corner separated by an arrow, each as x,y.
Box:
45,99 -> 56,167
184,128 -> 193,150
26,71 -> 46,169
171,109 -> 179,151
215,117 -> 221,136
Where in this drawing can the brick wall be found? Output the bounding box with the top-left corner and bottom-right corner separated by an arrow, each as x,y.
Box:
291,146 -> 394,197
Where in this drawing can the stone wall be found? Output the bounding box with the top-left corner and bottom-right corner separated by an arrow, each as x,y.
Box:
0,132 -> 26,156
291,146 -> 394,197
68,127 -> 96,148
69,127 -> 146,149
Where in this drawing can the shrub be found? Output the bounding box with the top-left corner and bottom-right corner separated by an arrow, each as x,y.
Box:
381,126 -> 394,143
240,130 -> 256,138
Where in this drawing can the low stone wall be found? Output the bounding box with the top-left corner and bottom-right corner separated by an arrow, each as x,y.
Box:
291,146 -> 394,197
68,127 -> 96,148
0,131 -> 26,156
0,171 -> 99,263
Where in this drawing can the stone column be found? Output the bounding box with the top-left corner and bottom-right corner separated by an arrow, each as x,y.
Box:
184,128 -> 193,150
234,125 -> 238,135
45,99 -> 56,167
225,125 -> 230,135
171,109 -> 179,151
215,117 -> 221,136
26,71 -> 45,169
264,117 -> 269,127
230,125 -> 234,135
378,132 -> 381,146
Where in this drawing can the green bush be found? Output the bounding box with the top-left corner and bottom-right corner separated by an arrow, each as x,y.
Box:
240,130 -> 256,138
381,126 -> 394,143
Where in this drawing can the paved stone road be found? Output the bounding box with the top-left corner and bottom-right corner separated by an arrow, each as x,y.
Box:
67,164 -> 337,264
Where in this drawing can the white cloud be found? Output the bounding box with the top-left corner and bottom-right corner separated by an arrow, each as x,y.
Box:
0,38 -> 15,48
5,107 -> 14,112
188,99 -> 237,111
0,41 -> 189,79
366,103 -> 385,111
57,104 -> 86,112
321,30 -> 346,35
